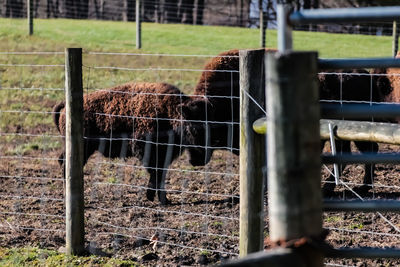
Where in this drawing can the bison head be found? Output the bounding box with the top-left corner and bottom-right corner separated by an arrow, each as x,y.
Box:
179,98 -> 215,166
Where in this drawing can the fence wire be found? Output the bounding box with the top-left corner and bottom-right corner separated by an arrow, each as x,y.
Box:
0,51 -> 241,264
2,51 -> 400,265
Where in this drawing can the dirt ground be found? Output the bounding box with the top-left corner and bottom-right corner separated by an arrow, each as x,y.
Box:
1,128 -> 400,266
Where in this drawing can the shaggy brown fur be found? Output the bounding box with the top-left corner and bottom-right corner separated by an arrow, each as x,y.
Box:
193,49 -> 274,158
373,52 -> 400,122
384,51 -> 400,103
53,82 -> 210,205
191,49 -> 393,190
193,49 -> 241,156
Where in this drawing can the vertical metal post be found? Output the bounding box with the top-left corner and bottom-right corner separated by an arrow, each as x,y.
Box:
239,49 -> 266,257
136,0 -> 142,49
27,0 -> 33,35
259,0 -> 266,48
123,0 -> 128,21
266,51 -> 323,267
328,123 -> 340,185
393,21 -> 399,57
65,48 -> 85,255
277,2 -> 292,51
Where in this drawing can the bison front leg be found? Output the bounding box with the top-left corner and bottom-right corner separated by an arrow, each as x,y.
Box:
146,169 -> 169,205
58,151 -> 66,178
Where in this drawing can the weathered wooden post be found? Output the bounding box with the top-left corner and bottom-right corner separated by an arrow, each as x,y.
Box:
266,51 -> 323,266
65,48 -> 85,255
239,49 -> 266,256
136,0 -> 142,49
27,0 -> 33,35
393,21 -> 399,57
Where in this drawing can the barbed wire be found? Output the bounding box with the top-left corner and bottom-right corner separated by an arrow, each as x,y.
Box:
325,263 -> 356,267
93,219 -> 238,240
88,158 -> 238,177
0,63 -> 64,67
93,181 -> 239,199
0,193 -> 63,202
0,211 -> 64,219
87,65 -> 239,73
95,205 -> 238,222
0,175 -> 63,182
326,227 -> 400,238
94,230 -> 239,256
0,87 -> 64,91
0,223 -> 65,233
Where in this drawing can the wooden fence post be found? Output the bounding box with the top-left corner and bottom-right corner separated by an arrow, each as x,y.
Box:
239,49 -> 266,257
266,51 -> 323,267
27,0 -> 33,35
136,0 -> 142,49
393,21 -> 399,57
65,48 -> 85,255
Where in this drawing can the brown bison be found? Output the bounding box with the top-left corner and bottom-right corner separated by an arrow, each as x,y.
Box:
191,49 -> 393,191
53,82 -> 212,205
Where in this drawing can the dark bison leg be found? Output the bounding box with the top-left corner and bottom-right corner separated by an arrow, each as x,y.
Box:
146,167 -> 157,202
146,168 -> 170,205
58,151 -> 66,178
59,139 -> 97,179
354,141 -> 378,186
145,133 -> 175,205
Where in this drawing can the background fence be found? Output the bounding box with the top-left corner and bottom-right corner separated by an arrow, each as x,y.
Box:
2,0 -> 400,50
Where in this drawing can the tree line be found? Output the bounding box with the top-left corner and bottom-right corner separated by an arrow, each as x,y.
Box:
0,0 -> 206,24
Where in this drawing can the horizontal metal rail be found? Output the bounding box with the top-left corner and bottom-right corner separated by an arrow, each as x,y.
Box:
221,247 -> 400,265
289,6 -> 400,24
322,153 -> 400,164
321,102 -> 400,119
326,248 -> 400,259
218,248 -> 307,267
324,200 -> 400,212
319,58 -> 400,69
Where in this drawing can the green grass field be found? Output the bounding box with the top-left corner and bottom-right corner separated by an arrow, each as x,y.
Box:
0,17 -> 396,266
0,247 -> 138,267
0,18 -> 394,57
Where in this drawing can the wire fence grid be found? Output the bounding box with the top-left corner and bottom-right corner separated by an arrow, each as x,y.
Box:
0,51 -> 241,263
1,51 -> 400,265
1,0 -> 399,36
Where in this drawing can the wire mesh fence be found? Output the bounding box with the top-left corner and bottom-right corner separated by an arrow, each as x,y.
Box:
0,52 -> 66,249
2,50 -> 400,265
0,51 -> 241,264
1,0 -> 399,35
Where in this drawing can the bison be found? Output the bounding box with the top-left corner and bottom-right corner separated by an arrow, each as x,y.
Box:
53,82 -> 212,205
191,49 -> 392,191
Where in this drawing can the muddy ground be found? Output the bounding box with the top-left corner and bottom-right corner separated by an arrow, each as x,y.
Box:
1,126 -> 400,266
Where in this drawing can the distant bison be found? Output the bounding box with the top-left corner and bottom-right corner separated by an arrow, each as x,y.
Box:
372,51 -> 400,122
192,49 -> 241,159
53,82 -> 212,205
191,49 -> 393,190
319,69 -> 392,190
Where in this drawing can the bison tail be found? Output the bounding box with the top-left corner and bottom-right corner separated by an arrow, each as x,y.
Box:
52,102 -> 65,132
